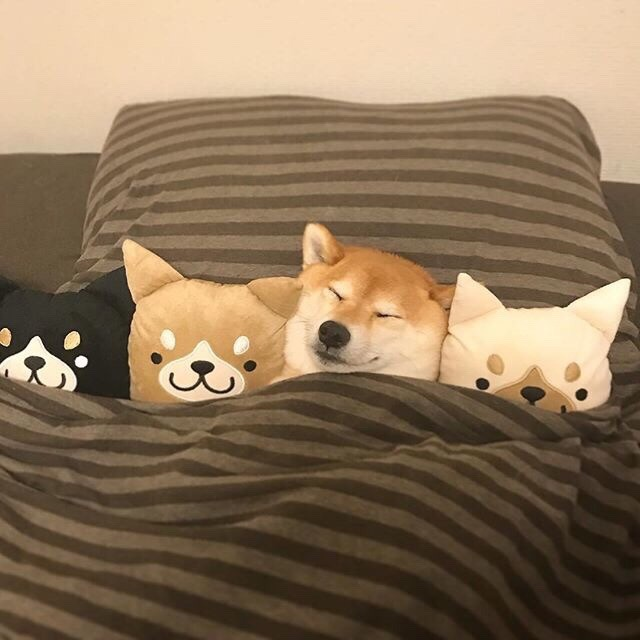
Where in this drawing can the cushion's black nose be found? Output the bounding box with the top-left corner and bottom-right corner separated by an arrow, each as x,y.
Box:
24,356 -> 46,371
191,360 -> 215,376
318,320 -> 351,349
521,386 -> 546,404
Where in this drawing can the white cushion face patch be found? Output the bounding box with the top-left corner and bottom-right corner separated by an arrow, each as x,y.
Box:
161,329 -> 176,350
74,355 -> 89,369
158,340 -> 245,402
0,336 -> 78,391
233,335 -> 250,355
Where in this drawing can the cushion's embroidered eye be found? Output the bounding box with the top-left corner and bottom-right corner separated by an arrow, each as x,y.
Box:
243,360 -> 257,372
151,352 -> 163,365
0,328 -> 11,347
74,355 -> 88,369
575,388 -> 588,401
64,331 -> 81,350
475,377 -> 490,390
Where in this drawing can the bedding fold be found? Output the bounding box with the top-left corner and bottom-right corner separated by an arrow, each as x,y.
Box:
0,373 -> 638,639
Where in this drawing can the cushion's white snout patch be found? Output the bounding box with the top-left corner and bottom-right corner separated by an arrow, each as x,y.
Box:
158,340 -> 245,402
1,336 -> 78,391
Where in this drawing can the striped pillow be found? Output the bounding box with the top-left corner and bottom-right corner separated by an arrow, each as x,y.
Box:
72,95 -> 638,409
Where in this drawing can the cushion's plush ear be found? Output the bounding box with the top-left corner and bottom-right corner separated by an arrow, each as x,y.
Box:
565,278 -> 630,343
247,277 -> 302,319
302,223 -> 345,268
84,267 -> 135,320
0,276 -> 18,301
448,273 -> 504,328
122,239 -> 183,303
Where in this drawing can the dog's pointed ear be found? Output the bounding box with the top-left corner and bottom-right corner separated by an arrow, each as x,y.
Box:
566,278 -> 630,343
448,273 -> 504,328
0,276 -> 18,301
302,223 -> 345,268
431,283 -> 456,310
122,239 -> 184,303
84,267 -> 136,320
247,277 -> 302,319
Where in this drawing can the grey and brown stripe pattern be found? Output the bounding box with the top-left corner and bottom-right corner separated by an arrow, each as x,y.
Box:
13,95 -> 631,637
0,371 -> 638,639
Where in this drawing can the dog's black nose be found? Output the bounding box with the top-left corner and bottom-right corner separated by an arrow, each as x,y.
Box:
521,386 -> 546,404
318,321 -> 351,349
24,356 -> 46,372
191,360 -> 215,376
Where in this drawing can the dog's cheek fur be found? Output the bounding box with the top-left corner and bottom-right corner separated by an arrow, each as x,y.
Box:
284,293 -> 324,373
372,319 -> 444,379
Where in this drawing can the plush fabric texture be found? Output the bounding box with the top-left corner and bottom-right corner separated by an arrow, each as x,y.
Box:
123,240 -> 301,402
0,267 -> 134,397
440,273 -> 630,412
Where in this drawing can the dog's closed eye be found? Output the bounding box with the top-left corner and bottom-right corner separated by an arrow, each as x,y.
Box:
375,311 -> 402,319
328,287 -> 343,301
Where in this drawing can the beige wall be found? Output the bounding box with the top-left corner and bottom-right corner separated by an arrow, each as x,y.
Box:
1,0 -> 639,181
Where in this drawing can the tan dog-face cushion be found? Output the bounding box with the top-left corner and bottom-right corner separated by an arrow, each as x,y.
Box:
123,240 -> 301,403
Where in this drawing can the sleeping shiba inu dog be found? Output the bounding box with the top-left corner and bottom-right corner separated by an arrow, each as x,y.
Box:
284,224 -> 455,380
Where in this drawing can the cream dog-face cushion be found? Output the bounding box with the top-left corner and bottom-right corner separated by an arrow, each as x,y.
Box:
123,240 -> 302,403
439,273 -> 630,412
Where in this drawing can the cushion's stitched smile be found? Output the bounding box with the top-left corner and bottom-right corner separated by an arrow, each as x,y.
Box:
168,372 -> 236,395
26,369 -> 67,389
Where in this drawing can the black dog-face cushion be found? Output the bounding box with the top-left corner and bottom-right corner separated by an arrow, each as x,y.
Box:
0,268 -> 134,398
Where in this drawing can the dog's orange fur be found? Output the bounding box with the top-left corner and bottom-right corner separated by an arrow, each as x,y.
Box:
301,244 -> 453,328
284,224 -> 455,380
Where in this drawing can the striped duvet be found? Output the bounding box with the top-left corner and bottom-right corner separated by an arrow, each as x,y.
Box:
2,95 -> 638,638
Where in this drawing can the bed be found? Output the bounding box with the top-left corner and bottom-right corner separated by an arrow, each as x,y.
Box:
0,95 -> 638,640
